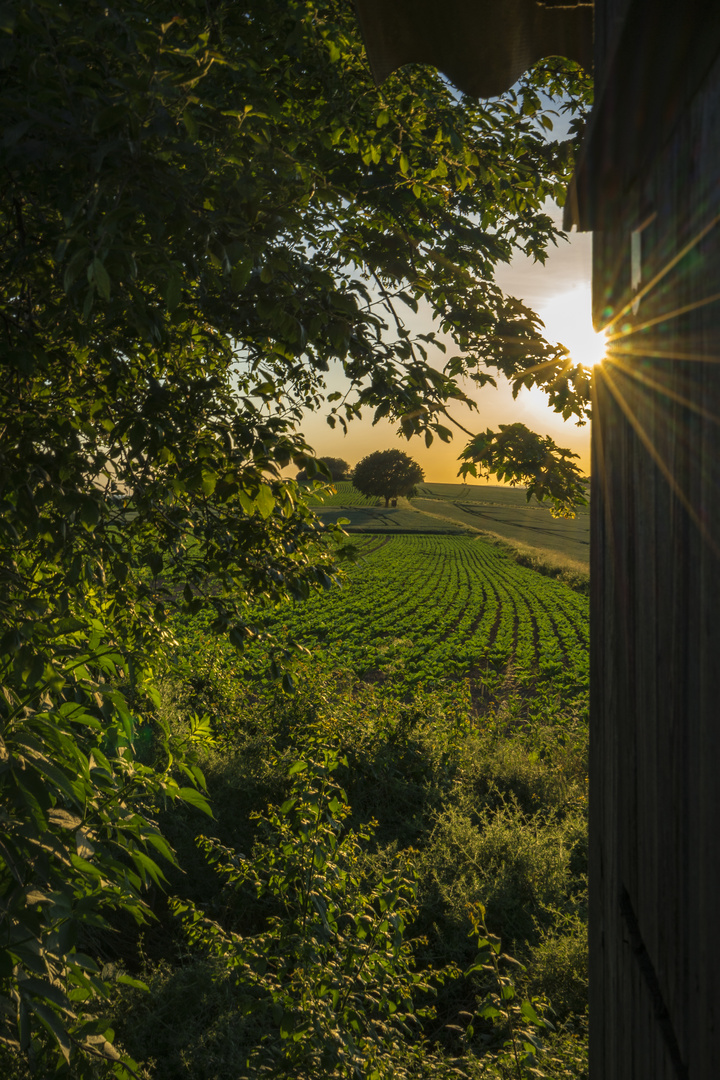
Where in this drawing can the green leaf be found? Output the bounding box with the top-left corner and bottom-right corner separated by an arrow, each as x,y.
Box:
520,1000 -> 543,1026
144,831 -> 177,864
25,889 -> 51,905
201,470 -> 217,496
231,257 -> 254,290
254,486 -> 275,519
47,808 -> 82,830
90,258 -> 111,300
130,849 -> 166,887
25,999 -> 72,1063
182,109 -> 198,139
116,974 -> 149,991
177,787 -> 213,817
19,977 -> 73,1015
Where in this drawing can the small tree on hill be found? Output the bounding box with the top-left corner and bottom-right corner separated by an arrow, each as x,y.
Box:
352,450 -> 424,508
296,457 -> 351,482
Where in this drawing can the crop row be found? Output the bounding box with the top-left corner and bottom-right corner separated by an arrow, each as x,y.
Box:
259,535 -> 588,693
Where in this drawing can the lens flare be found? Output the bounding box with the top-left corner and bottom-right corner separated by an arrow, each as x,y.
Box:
538,285 -> 606,368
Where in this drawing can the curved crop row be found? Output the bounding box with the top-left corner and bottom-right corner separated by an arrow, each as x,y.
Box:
246,536 -> 589,697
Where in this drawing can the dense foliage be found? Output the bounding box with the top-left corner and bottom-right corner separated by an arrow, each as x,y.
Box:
352,449 -> 425,507
1,0 -> 591,1072
459,425 -> 588,518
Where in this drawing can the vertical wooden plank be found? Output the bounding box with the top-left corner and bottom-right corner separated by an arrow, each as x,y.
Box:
590,7 -> 720,1074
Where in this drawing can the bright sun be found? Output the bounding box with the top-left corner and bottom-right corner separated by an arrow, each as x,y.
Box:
537,284 -> 607,369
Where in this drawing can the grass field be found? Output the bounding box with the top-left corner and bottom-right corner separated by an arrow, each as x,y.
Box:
415,483 -> 590,511
413,484 -> 590,563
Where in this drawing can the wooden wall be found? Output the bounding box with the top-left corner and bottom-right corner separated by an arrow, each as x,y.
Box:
589,2 -> 720,1075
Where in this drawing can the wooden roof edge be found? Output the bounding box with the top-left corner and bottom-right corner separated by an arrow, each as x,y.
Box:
353,0 -> 592,100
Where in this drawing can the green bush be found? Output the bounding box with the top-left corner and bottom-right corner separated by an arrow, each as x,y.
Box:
424,798 -> 586,949
526,916 -> 588,1020
120,749 -> 447,1078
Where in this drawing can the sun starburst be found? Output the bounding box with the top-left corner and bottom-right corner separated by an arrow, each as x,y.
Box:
538,285 -> 607,369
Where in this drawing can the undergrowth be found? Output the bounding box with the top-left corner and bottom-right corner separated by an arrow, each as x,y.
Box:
99,646 -> 588,1079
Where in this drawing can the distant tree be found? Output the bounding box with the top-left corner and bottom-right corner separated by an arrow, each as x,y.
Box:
297,457 -> 351,482
352,450 -> 424,507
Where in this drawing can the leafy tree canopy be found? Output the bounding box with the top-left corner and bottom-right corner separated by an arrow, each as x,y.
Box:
459,423 -> 588,517
0,0 -> 591,1072
296,456 -> 351,482
352,449 -> 425,506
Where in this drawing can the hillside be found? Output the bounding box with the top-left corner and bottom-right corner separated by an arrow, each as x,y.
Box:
306,480 -> 590,568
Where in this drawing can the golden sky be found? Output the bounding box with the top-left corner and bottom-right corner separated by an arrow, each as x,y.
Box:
297,209 -> 596,482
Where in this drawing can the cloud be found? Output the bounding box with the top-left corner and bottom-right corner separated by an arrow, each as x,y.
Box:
495,228 -> 592,308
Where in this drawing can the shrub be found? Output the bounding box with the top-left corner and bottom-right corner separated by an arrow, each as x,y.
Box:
166,749 -> 442,1079
423,798 -> 586,949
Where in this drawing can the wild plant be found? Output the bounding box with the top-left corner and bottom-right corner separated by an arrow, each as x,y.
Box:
172,747 -> 443,1079
465,903 -> 552,1079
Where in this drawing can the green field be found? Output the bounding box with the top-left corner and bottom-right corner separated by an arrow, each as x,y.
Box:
416,483 -> 588,509
256,534 -> 588,697
57,529 -> 592,1080
142,531 -> 590,1079
412,489 -> 590,563
307,480 -> 590,565
303,483 -> 379,508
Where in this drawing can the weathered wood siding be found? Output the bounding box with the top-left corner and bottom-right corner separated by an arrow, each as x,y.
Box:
590,1 -> 720,1074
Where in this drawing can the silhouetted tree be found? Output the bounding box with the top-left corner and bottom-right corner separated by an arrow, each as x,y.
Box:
352,450 -> 424,508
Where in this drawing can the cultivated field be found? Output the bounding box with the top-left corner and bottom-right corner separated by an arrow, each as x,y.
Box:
249,534 -> 588,700
308,481 -> 590,565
